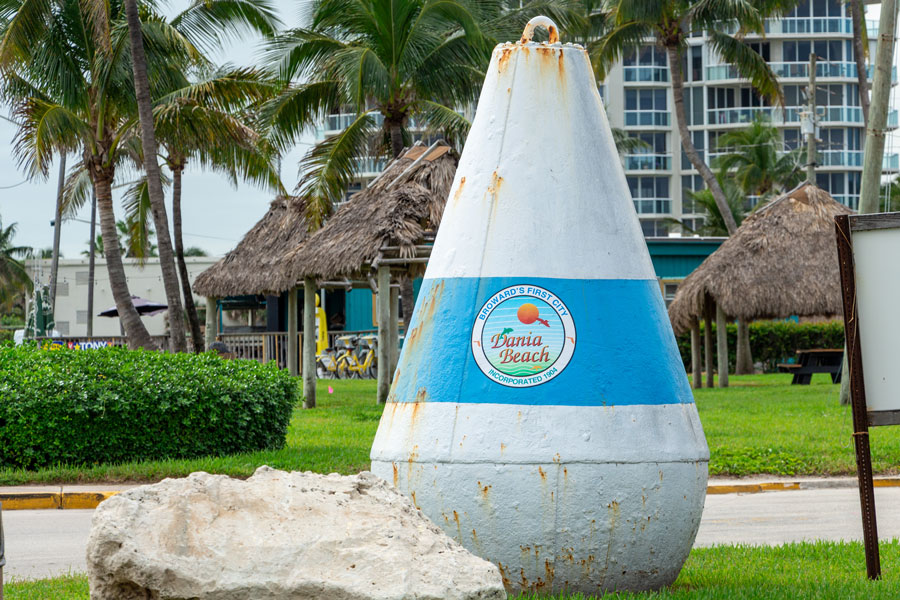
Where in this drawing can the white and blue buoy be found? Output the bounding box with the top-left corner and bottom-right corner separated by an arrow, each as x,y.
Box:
370,16 -> 709,595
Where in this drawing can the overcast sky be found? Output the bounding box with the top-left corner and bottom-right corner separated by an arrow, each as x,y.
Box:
0,3 -> 897,259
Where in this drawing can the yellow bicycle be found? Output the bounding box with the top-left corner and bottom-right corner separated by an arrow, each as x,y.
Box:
333,335 -> 378,379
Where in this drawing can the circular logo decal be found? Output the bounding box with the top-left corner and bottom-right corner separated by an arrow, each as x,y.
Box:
472,285 -> 576,387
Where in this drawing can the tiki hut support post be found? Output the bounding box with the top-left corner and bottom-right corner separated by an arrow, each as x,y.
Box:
376,265 -> 391,404
303,277 -> 317,409
704,296 -> 714,388
204,297 -> 218,348
287,286 -> 299,377
716,303 -> 729,388
389,284 -> 400,377
735,320 -> 753,374
691,318 -> 702,389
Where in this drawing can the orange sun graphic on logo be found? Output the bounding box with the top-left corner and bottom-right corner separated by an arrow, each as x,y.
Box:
517,303 -> 550,327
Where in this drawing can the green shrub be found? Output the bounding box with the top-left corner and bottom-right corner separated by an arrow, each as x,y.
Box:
0,345 -> 297,469
675,320 -> 845,372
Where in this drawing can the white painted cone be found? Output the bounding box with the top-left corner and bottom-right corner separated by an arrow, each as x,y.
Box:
371,17 -> 708,595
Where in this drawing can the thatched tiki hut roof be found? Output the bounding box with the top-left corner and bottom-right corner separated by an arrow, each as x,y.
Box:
282,141 -> 458,282
193,196 -> 310,297
668,183 -> 852,335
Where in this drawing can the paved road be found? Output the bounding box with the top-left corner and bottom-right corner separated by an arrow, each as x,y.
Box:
4,486 -> 900,580
3,509 -> 95,580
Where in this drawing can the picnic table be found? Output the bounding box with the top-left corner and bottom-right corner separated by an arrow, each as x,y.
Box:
777,349 -> 843,385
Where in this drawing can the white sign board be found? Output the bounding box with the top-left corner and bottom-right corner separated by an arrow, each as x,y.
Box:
850,216 -> 900,416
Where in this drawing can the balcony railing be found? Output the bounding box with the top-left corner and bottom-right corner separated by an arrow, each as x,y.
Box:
707,106 -> 775,125
318,112 -> 429,137
705,105 -> 868,126
632,198 -> 672,214
624,153 -> 672,171
706,62 -> 896,83
718,17 -> 853,36
820,150 -> 863,167
625,110 -> 670,127
884,153 -> 900,172
779,16 -> 853,34
624,66 -> 669,83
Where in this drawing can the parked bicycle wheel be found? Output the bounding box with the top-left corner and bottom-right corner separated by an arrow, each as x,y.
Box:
366,359 -> 377,380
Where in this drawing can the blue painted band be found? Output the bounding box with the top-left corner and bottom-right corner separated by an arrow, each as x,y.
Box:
391,277 -> 693,406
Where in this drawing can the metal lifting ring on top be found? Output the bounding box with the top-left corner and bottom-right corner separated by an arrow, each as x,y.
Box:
520,16 -> 559,44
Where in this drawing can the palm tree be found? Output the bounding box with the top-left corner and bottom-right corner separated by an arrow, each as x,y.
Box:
0,0 -> 198,349
261,0 -> 569,224
262,0 -> 567,325
154,66 -> 283,352
714,115 -> 804,204
121,0 -> 188,351
593,0 -> 796,236
0,218 -> 33,306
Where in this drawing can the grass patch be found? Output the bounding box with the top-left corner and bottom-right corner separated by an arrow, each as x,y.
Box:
5,574 -> 89,599
9,541 -> 900,599
695,374 -> 900,477
3,373 -> 900,484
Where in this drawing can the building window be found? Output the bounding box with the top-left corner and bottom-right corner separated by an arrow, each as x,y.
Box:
56,281 -> 69,297
662,282 -> 679,306
76,271 -> 89,285
628,132 -> 667,153
640,219 -> 670,237
56,321 -> 69,335
628,176 -> 671,214
76,310 -> 88,325
784,128 -> 801,150
681,217 -> 704,233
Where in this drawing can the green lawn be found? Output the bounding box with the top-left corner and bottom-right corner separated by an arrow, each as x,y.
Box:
696,373 -> 900,477
9,541 -> 900,599
2,373 -> 898,485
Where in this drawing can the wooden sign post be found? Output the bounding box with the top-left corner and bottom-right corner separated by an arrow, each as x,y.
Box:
834,213 -> 900,580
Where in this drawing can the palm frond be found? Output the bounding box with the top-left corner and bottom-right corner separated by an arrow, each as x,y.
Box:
707,30 -> 783,105
295,110 -> 375,228
61,159 -> 93,216
258,79 -> 344,150
171,0 -> 281,53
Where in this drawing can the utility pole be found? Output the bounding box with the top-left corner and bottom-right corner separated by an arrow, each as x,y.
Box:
805,53 -> 817,183
49,154 -> 66,313
86,190 -> 97,336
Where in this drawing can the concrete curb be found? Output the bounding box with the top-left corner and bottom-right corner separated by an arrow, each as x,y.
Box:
0,491 -> 120,510
2,477 -> 900,509
706,477 -> 900,495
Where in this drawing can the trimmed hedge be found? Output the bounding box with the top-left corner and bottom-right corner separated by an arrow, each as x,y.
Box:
0,345 -> 297,469
675,320 -> 845,373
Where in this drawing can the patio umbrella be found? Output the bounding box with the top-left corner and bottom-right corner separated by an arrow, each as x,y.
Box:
98,296 -> 168,317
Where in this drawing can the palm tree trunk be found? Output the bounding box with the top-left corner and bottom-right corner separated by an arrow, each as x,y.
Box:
172,166 -> 204,352
94,173 -> 156,350
666,45 -> 738,236
399,274 -> 415,332
86,189 -> 97,336
389,122 -> 404,159
735,320 -> 753,374
850,0 -> 870,124
123,0 -> 186,353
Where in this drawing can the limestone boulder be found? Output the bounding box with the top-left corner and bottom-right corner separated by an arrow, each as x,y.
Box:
86,467 -> 506,600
